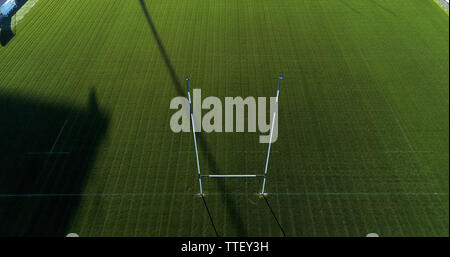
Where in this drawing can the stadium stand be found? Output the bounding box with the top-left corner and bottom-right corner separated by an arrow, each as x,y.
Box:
0,0 -> 16,16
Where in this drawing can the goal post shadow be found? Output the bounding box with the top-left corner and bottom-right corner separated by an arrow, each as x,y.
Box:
186,75 -> 283,196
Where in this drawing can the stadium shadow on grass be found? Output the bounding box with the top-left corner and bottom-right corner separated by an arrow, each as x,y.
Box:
138,0 -> 248,236
0,89 -> 109,236
0,0 -> 29,46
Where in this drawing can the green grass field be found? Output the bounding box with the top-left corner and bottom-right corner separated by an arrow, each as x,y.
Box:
0,0 -> 448,236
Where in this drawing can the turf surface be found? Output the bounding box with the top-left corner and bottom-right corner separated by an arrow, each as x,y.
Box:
0,0 -> 448,236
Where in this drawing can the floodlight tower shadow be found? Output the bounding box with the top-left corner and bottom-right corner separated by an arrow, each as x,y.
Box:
138,0 -> 247,236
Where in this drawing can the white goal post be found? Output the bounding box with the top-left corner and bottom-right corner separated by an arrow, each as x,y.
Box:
186,75 -> 283,196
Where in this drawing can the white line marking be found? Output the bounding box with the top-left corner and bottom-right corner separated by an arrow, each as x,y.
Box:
27,152 -> 71,155
10,0 -> 40,29
27,120 -> 70,155
50,120 -> 68,153
380,93 -> 415,152
179,150 -> 435,155
272,192 -> 449,196
179,150 -> 280,153
0,192 -> 447,198
384,151 -> 434,154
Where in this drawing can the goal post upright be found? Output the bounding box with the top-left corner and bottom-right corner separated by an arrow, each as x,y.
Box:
261,74 -> 283,195
186,76 -> 204,196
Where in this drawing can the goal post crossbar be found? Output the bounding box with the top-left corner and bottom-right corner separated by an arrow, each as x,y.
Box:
186,75 -> 282,195
200,174 -> 265,178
